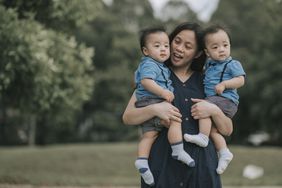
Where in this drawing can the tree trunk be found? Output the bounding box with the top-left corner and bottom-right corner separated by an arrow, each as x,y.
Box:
28,115 -> 36,146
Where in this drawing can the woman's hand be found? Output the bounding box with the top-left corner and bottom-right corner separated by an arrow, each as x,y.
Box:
152,101 -> 182,125
190,98 -> 233,136
191,98 -> 216,119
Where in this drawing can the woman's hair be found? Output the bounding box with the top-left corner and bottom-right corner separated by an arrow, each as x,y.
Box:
166,22 -> 206,72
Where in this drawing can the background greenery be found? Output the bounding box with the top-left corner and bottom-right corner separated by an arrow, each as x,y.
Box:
0,143 -> 281,186
0,0 -> 282,146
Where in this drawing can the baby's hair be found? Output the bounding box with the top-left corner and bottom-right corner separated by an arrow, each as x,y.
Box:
139,26 -> 167,51
203,24 -> 232,46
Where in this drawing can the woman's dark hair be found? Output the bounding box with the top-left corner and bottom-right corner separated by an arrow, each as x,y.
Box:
166,22 -> 206,72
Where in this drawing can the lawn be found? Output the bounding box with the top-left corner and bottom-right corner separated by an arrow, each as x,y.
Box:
0,143 -> 281,187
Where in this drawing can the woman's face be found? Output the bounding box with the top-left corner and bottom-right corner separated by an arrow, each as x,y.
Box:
170,30 -> 198,68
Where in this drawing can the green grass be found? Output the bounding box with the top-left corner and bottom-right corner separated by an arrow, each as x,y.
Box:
0,143 -> 281,187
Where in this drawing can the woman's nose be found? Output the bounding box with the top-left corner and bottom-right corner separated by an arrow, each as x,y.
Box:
176,45 -> 184,53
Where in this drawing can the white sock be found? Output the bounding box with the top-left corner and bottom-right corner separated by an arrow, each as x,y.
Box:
216,148 -> 233,174
184,133 -> 209,147
135,158 -> 155,186
171,142 -> 195,167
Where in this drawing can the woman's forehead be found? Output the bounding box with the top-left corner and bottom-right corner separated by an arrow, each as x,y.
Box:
175,30 -> 196,44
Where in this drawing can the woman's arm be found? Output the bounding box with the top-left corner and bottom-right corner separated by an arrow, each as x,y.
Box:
190,98 -> 233,136
122,92 -> 182,126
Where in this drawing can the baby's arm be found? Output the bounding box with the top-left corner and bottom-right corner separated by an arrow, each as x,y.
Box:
215,76 -> 245,95
141,78 -> 174,102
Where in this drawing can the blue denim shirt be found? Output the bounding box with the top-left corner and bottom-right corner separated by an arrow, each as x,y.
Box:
135,56 -> 174,100
203,57 -> 246,105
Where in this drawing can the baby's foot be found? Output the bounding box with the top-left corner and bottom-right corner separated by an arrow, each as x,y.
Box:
184,133 -> 209,147
135,158 -> 155,186
216,149 -> 233,174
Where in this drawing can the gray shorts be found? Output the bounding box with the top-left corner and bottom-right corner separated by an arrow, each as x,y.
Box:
206,96 -> 238,118
135,97 -> 165,133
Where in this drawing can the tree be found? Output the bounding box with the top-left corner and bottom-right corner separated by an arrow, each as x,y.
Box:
0,0 -> 102,145
74,0 -> 162,142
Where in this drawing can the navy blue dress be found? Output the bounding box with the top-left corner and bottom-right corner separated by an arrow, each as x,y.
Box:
141,71 -> 222,188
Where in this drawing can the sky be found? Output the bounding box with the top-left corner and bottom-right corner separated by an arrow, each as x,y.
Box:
148,0 -> 219,22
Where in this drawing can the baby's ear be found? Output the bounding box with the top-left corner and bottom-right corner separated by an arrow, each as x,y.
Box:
203,49 -> 210,57
142,47 -> 149,56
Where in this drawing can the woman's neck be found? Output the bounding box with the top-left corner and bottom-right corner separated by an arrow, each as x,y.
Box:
171,66 -> 194,83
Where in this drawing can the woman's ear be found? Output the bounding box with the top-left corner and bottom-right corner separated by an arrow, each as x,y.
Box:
195,51 -> 203,59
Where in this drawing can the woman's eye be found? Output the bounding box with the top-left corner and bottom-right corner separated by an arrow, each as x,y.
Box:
185,45 -> 192,50
174,38 -> 180,44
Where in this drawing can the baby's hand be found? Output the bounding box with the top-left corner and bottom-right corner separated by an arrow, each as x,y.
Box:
161,90 -> 175,103
215,82 -> 225,95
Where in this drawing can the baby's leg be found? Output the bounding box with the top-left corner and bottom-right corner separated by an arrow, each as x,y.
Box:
135,131 -> 158,186
184,118 -> 211,147
168,121 -> 195,167
210,127 -> 233,174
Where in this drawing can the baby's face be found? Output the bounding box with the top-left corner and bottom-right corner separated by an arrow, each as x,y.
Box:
142,32 -> 170,63
204,29 -> 231,61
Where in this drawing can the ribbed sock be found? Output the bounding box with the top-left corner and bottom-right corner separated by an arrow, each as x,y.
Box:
216,148 -> 233,174
135,158 -> 155,186
184,133 -> 209,147
171,142 -> 195,167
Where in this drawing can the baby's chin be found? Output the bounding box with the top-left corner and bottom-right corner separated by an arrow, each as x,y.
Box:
215,57 -> 228,61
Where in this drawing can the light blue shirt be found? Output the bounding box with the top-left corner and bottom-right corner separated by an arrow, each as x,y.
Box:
204,57 -> 246,105
135,56 -> 174,100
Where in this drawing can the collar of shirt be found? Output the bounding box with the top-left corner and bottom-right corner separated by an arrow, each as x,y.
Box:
208,56 -> 232,66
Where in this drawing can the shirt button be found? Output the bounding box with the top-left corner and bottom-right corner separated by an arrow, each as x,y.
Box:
185,117 -> 189,121
180,182 -> 184,187
185,98 -> 188,102
182,84 -> 186,87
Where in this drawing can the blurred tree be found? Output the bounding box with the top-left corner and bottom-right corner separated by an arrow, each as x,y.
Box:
1,0 -> 102,33
161,0 -> 199,33
74,0 -> 161,142
0,0 -> 102,145
211,0 -> 282,145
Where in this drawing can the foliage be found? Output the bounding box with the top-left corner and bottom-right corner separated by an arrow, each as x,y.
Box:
0,1 -> 97,145
74,0 -> 162,142
1,0 -> 282,145
1,0 -> 102,33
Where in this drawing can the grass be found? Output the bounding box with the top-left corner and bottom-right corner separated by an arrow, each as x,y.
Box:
0,143 -> 281,187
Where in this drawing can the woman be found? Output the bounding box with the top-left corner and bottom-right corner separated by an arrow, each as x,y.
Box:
123,22 -> 233,188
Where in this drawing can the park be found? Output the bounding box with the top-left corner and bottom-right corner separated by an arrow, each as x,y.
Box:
0,0 -> 281,187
